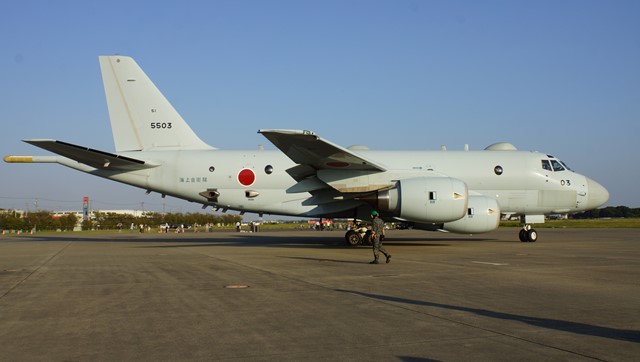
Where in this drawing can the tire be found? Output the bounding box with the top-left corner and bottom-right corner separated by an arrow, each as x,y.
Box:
526,229 -> 538,242
345,230 -> 362,246
519,229 -> 527,242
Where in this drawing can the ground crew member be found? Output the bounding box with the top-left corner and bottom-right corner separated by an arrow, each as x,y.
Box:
369,211 -> 391,264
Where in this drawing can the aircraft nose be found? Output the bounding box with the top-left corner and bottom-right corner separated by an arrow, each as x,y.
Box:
586,178 -> 609,209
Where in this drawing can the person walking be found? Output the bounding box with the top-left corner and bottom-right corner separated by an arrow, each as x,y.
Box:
369,211 -> 391,264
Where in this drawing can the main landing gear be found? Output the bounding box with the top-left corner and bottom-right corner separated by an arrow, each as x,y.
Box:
519,225 -> 538,242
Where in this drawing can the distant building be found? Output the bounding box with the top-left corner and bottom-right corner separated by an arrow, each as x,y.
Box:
52,209 -> 147,219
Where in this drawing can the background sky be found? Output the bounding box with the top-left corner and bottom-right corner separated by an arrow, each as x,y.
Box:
1,0 -> 638,216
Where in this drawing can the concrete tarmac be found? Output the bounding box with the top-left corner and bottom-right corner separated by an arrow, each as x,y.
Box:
0,228 -> 638,361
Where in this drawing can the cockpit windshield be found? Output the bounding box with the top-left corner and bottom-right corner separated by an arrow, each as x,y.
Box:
560,161 -> 572,171
541,159 -> 571,172
550,160 -> 565,171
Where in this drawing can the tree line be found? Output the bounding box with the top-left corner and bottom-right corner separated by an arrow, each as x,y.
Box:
572,206 -> 640,219
91,211 -> 242,230
0,210 -> 243,232
0,211 -> 78,232
3,207 -> 639,232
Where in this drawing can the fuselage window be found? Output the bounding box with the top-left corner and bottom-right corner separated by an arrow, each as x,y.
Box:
551,160 -> 565,171
541,160 -> 552,171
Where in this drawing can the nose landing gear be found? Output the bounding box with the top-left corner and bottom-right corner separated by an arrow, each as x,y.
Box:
519,225 -> 538,242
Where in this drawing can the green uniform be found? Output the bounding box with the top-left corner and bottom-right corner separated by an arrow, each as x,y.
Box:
371,217 -> 390,262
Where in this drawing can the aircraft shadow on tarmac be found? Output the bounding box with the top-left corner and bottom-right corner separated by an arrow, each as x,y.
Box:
335,289 -> 640,343
7,233 -> 496,249
279,256 -> 366,264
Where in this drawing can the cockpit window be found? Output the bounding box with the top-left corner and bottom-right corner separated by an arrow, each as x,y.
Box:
550,160 -> 565,171
541,160 -> 552,171
560,161 -> 572,171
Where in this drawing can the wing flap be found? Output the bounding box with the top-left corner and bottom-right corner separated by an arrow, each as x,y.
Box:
23,139 -> 156,171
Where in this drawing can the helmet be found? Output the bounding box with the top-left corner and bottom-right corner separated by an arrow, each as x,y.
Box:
370,210 -> 378,216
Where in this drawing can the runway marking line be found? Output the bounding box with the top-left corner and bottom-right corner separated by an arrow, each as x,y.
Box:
472,261 -> 508,266
224,284 -> 250,289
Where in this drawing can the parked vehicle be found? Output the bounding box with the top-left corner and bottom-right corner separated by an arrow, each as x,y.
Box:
344,222 -> 385,246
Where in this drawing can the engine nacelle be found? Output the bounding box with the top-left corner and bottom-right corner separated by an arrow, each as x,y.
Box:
442,195 -> 500,234
377,177 -> 468,223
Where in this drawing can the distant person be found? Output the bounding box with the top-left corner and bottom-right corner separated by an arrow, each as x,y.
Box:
369,211 -> 391,264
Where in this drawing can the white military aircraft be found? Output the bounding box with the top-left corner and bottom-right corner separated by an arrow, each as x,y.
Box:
5,56 -> 609,243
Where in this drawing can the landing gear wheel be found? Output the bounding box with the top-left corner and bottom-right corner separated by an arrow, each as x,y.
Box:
519,224 -> 538,242
519,229 -> 527,242
345,230 -> 362,246
526,229 -> 538,242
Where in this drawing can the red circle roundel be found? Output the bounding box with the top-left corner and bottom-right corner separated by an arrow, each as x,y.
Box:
237,168 -> 256,187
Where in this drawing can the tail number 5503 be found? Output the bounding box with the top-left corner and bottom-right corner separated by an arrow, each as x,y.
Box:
150,122 -> 172,129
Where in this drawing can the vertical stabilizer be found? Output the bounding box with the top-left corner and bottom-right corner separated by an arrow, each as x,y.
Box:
99,56 -> 214,152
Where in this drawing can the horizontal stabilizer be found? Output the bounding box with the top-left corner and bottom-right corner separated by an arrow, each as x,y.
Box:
23,139 -> 156,171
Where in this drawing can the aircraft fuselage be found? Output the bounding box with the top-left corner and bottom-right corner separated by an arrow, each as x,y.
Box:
85,147 -> 606,218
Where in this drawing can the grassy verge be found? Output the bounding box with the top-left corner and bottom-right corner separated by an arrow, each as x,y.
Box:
500,218 -> 640,228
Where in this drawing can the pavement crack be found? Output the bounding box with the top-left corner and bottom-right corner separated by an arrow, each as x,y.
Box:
0,241 -> 73,300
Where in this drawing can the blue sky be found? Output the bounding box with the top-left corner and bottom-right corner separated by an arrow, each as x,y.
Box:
1,0 -> 638,214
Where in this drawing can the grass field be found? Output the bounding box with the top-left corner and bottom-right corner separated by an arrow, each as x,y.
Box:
499,218 -> 640,228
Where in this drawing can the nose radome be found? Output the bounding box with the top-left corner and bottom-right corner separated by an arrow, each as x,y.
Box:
586,178 -> 609,209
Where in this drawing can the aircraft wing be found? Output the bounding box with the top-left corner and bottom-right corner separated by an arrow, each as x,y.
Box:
258,130 -> 386,173
23,139 -> 156,171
